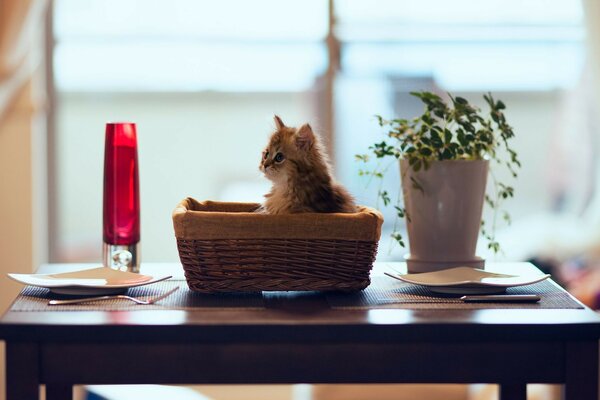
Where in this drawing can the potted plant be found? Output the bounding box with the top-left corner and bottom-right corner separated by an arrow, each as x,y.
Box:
357,91 -> 520,273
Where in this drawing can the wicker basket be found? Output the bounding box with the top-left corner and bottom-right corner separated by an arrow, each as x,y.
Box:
172,198 -> 383,293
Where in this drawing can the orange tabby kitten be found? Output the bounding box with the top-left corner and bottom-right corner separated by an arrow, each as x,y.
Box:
259,115 -> 357,214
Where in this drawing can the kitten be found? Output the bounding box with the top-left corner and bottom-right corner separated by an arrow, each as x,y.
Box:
259,115 -> 357,214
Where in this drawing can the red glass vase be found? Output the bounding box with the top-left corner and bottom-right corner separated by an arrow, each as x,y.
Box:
103,122 -> 140,272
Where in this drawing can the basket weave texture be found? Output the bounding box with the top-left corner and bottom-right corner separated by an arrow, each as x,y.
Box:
172,198 -> 383,293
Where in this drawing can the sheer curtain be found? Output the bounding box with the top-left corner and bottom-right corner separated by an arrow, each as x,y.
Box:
0,0 -> 48,286
0,0 -> 48,298
0,0 -> 46,121
0,2 -> 48,400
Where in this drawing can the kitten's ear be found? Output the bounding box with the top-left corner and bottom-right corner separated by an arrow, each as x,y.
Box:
274,115 -> 285,130
296,123 -> 315,151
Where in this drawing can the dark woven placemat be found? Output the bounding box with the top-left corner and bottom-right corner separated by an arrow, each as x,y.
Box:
10,280 -> 264,311
9,276 -> 583,312
326,276 -> 584,309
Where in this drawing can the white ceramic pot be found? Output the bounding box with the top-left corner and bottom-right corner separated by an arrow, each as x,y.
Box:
400,159 -> 488,273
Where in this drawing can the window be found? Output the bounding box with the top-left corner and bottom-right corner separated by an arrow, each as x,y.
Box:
51,0 -> 585,263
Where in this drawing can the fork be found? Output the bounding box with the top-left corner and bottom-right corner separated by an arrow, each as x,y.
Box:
48,287 -> 179,306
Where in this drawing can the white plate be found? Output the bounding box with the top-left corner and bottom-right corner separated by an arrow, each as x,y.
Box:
385,266 -> 551,295
8,267 -> 172,295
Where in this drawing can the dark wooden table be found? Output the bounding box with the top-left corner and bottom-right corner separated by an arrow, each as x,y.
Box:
1,262 -> 599,400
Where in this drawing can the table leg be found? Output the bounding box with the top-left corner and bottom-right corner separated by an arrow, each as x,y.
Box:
46,384 -> 72,400
565,341 -> 599,400
499,383 -> 526,400
6,342 -> 39,400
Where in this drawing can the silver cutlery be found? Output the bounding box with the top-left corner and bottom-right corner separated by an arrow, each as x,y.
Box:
375,294 -> 541,305
460,294 -> 540,303
48,287 -> 179,306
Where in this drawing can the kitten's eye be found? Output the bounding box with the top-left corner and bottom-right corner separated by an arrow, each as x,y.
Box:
263,151 -> 269,160
274,152 -> 284,163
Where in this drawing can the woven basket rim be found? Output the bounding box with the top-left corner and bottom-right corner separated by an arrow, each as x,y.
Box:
173,198 -> 384,241
173,198 -> 382,218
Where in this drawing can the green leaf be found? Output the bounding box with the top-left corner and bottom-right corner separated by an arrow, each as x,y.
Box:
419,147 -> 433,156
433,109 -> 445,118
372,141 -> 395,158
379,190 -> 391,206
503,211 -> 512,225
444,129 -> 452,143
431,138 -> 444,148
488,241 -> 500,254
441,148 -> 453,159
457,130 -> 467,146
394,206 -> 406,218
391,232 -> 405,247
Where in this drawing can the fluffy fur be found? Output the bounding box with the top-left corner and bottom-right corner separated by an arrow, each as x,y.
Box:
259,115 -> 357,214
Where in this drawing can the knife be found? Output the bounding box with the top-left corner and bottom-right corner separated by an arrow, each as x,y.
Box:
461,294 -> 541,303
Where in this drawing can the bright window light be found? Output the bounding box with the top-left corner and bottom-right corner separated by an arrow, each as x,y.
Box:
54,0 -> 328,92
